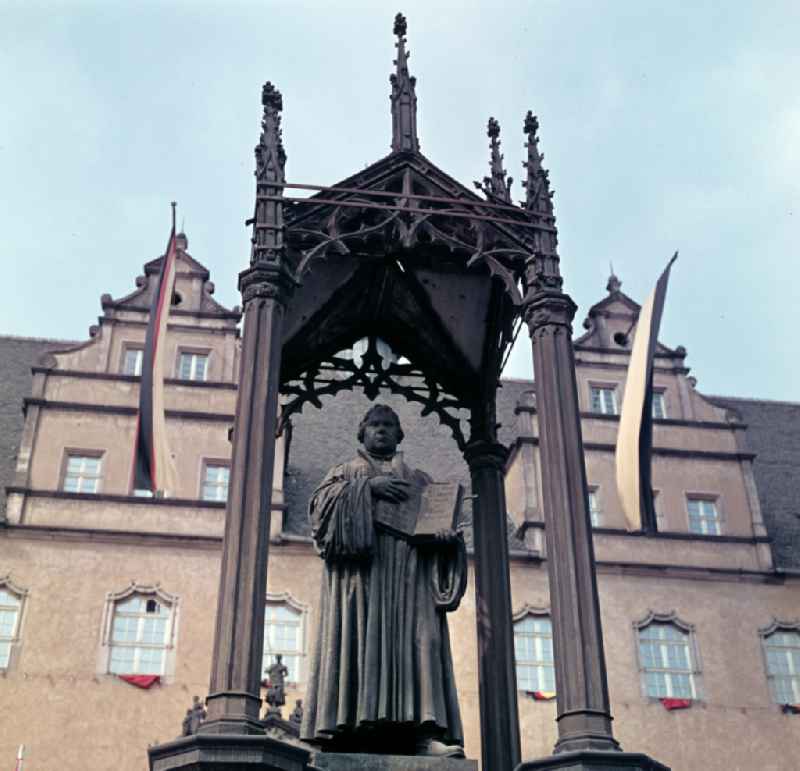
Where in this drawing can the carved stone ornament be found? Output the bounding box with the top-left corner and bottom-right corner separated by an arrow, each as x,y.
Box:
463,440 -> 509,472
279,335 -> 471,450
523,293 -> 577,335
238,264 -> 295,308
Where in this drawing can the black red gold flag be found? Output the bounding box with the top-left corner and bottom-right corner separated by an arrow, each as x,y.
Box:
132,211 -> 179,494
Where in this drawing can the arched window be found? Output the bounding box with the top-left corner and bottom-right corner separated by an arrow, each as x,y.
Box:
263,593 -> 308,685
0,577 -> 27,670
513,606 -> 554,694
103,585 -> 177,676
760,620 -> 800,705
634,611 -> 699,700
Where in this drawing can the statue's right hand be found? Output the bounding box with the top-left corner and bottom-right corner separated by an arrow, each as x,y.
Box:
369,475 -> 412,503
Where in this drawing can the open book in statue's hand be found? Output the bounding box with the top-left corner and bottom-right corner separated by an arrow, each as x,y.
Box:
374,479 -> 464,542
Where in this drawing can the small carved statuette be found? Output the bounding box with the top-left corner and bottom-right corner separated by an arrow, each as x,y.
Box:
180,695 -> 206,736
289,698 -> 303,727
264,653 -> 289,717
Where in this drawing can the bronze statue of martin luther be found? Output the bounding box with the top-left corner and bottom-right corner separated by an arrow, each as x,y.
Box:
301,404 -> 467,758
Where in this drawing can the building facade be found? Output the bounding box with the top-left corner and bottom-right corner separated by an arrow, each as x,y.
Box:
0,239 -> 798,770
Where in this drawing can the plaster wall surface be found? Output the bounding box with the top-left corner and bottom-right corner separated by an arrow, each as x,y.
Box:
1,538 -> 798,770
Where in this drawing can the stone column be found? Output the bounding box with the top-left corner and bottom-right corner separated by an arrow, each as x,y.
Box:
201,266 -> 293,734
524,289 -> 619,754
464,439 -> 521,771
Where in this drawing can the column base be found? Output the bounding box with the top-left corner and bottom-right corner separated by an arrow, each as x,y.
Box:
515,750 -> 670,771
310,753 -> 478,771
148,734 -> 310,771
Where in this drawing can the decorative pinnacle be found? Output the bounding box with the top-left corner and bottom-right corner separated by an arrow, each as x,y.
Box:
474,117 -> 513,204
521,110 -> 553,219
250,81 -> 286,269
390,12 -> 419,153
258,81 -> 286,172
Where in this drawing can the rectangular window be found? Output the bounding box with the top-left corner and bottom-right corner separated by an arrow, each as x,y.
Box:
687,497 -> 721,535
763,630 -> 800,704
109,595 -> 172,675
263,602 -> 303,683
122,347 -> 144,376
653,489 -> 665,530
0,588 -> 22,669
652,391 -> 666,420
590,386 -> 618,415
202,463 -> 230,502
62,452 -> 103,494
639,623 -> 696,699
514,615 -> 555,693
588,488 -> 601,528
177,352 -> 208,382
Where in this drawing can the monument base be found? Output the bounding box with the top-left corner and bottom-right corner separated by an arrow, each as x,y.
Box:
310,752 -> 478,771
147,733 -> 309,771
148,737 -> 478,771
516,750 -> 670,771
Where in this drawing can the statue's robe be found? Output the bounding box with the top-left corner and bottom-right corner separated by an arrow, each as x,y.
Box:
301,450 -> 467,747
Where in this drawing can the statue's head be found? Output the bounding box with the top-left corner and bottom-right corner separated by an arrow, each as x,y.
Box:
358,403 -> 404,454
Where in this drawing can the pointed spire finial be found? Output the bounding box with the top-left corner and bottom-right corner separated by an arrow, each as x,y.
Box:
474,117 -> 513,203
521,110 -> 553,218
521,110 -> 559,270
259,81 -> 286,175
390,12 -> 419,153
606,263 -> 622,294
250,81 -> 287,267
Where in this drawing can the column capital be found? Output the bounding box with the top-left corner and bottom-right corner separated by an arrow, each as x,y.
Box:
523,290 -> 577,337
238,263 -> 295,308
463,440 -> 509,472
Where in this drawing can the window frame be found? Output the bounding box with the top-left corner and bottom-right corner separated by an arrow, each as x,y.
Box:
0,575 -> 28,671
759,618 -> 800,706
587,486 -> 602,528
512,604 -> 555,695
633,610 -> 702,702
99,583 -> 179,681
120,343 -> 145,377
175,348 -> 211,382
262,592 -> 309,687
652,488 -> 665,531
588,382 -> 619,416
200,459 -> 231,503
685,494 -> 723,536
60,448 -> 104,494
651,390 -> 667,420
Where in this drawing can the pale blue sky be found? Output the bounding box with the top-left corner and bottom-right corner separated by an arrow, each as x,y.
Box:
1,1 -> 797,400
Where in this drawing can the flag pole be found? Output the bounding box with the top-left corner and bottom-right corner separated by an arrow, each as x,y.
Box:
15,744 -> 24,771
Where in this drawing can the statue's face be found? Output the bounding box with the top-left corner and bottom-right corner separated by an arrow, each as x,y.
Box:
362,411 -> 401,455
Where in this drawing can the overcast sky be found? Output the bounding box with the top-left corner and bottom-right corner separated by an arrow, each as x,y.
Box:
1,1 -> 797,401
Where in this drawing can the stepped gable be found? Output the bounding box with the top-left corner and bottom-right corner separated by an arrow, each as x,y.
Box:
575,270 -> 682,359
0,336 -> 77,516
711,396 -> 800,570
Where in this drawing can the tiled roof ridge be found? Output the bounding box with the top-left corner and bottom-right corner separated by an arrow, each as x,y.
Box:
709,394 -> 800,408
0,333 -> 79,345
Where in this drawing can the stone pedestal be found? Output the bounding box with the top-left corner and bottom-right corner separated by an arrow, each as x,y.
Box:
147,734 -> 309,771
310,753 -> 478,771
515,750 -> 670,771
149,740 -> 478,771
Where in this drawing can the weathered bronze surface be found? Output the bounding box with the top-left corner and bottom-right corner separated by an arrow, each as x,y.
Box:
302,405 -> 467,759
